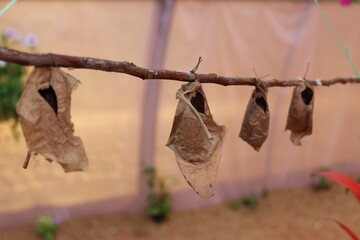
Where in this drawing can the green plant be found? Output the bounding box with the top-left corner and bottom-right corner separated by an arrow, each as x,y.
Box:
312,167 -> 332,191
261,188 -> 269,198
0,63 -> 24,116
144,167 -> 172,223
241,196 -> 259,208
37,214 -> 61,240
0,28 -> 38,138
229,195 -> 259,211
228,200 -> 242,210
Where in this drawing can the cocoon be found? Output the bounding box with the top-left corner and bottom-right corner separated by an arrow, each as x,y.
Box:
239,81 -> 269,151
167,81 -> 225,198
285,83 -> 314,145
17,67 -> 88,172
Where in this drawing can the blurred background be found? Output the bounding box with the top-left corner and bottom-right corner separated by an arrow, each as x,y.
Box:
0,0 -> 360,239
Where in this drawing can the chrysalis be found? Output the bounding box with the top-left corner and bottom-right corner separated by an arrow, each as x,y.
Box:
239,80 -> 269,151
285,82 -> 314,145
17,67 -> 88,172
166,81 -> 225,198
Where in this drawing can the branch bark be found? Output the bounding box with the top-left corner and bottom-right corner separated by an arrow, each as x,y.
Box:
1,47 -> 359,87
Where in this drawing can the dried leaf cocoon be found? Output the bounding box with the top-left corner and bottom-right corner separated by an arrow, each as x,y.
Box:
285,83 -> 314,146
17,67 -> 88,172
166,81 -> 225,198
239,82 -> 269,151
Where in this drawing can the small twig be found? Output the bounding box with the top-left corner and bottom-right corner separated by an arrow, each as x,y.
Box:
23,151 -> 31,169
253,68 -> 270,80
253,68 -> 260,80
303,62 -> 310,79
260,74 -> 271,80
190,56 -> 203,74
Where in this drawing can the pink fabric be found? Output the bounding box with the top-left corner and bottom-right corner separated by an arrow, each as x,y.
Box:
341,0 -> 352,6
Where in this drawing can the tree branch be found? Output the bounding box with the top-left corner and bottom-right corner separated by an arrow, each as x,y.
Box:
0,47 -> 359,87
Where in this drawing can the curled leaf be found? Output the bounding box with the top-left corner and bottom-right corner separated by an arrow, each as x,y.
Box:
166,81 -> 225,198
312,171 -> 360,202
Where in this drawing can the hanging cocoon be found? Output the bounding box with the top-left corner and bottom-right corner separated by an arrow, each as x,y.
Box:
285,82 -> 314,145
17,67 -> 88,172
239,80 -> 270,151
166,81 -> 225,198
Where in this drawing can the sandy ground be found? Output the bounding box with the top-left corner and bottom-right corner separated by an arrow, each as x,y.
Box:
1,184 -> 359,240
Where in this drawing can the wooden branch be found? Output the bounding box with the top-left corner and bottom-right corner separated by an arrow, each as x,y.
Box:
0,47 -> 359,87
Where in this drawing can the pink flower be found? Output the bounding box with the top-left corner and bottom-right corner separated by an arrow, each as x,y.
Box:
52,215 -> 62,225
340,0 -> 352,6
22,34 -> 39,47
3,27 -> 21,41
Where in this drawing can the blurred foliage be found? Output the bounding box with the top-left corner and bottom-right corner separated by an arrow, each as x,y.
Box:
0,62 -> 24,120
312,167 -> 332,191
0,28 -> 38,139
228,200 -> 242,210
261,188 -> 269,198
228,195 -> 259,211
241,196 -> 259,208
144,167 -> 172,223
37,215 -> 58,240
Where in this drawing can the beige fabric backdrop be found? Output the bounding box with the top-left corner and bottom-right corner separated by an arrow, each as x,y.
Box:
0,0 -> 360,226
157,0 -> 360,208
0,0 -> 156,221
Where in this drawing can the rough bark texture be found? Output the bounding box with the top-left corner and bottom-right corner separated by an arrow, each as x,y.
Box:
1,47 -> 360,87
